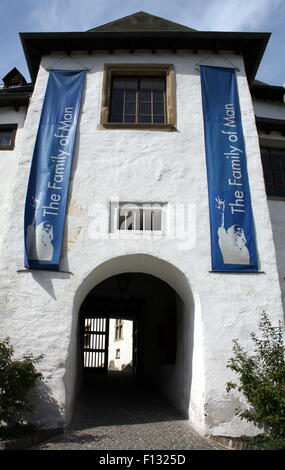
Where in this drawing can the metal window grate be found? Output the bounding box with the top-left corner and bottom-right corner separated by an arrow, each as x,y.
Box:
117,203 -> 164,231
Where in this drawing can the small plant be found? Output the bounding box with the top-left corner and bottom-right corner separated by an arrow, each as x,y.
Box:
226,311 -> 285,449
0,337 -> 43,427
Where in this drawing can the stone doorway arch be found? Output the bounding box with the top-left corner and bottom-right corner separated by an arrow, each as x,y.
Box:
66,254 -> 196,426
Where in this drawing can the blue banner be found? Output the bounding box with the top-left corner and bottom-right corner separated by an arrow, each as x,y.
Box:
24,70 -> 85,270
200,66 -> 258,272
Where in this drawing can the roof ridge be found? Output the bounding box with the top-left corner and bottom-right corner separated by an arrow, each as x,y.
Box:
88,11 -> 197,33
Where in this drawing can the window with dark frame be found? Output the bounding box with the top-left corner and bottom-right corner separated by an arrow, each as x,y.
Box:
100,64 -> 176,129
260,147 -> 285,197
109,76 -> 166,124
0,125 -> 17,150
115,319 -> 123,340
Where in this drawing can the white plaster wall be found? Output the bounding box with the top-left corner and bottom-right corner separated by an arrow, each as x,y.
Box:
267,200 -> 285,312
0,107 -> 26,255
256,124 -> 285,318
108,318 -> 133,371
0,50 -> 284,435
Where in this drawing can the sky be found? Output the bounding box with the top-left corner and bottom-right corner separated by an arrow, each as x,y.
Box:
0,0 -> 284,86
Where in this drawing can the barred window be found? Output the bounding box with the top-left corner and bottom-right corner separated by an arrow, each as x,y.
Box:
116,203 -> 165,232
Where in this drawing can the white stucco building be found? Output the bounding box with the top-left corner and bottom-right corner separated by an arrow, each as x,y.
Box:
0,12 -> 284,438
108,318 -> 133,372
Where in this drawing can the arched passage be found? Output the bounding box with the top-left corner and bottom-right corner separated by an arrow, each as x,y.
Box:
66,254 -> 196,426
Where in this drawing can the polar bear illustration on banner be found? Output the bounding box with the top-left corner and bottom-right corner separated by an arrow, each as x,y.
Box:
215,196 -> 250,265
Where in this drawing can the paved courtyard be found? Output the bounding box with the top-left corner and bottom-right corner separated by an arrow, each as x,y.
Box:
32,372 -> 226,451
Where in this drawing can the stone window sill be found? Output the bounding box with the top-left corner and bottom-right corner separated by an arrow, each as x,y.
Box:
101,122 -> 176,131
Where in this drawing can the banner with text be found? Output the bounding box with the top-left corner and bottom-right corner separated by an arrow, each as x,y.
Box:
200,65 -> 258,272
24,69 -> 85,270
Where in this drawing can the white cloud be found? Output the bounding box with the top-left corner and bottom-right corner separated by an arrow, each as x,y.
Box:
23,0 -> 285,34
29,0 -> 112,31
189,0 -> 283,31
28,0 -> 152,32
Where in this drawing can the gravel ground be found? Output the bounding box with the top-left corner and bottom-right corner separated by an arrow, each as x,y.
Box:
32,372 -> 226,451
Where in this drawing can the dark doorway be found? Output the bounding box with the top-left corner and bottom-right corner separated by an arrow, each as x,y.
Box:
74,272 -> 190,427
79,273 -> 178,384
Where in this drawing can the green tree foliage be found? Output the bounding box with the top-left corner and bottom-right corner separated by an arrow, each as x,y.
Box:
226,311 -> 285,444
0,337 -> 43,426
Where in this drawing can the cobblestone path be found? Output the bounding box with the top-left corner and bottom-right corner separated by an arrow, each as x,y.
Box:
32,373 -> 225,451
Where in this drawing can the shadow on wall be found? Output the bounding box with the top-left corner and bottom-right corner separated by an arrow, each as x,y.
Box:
30,270 -> 73,301
27,380 -> 65,429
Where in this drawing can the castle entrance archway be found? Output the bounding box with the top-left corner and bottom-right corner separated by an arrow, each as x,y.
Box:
68,255 -> 195,425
